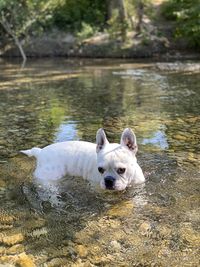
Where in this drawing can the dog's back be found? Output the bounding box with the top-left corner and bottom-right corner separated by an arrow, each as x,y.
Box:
21,141 -> 99,181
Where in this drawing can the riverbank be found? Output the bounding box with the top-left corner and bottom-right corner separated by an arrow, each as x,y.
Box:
0,0 -> 199,61
1,30 -> 199,60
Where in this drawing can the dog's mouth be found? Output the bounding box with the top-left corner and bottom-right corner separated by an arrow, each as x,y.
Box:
101,177 -> 127,191
105,186 -> 115,190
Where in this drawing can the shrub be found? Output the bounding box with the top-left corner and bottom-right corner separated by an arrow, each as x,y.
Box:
52,0 -> 106,32
76,22 -> 96,40
162,0 -> 200,48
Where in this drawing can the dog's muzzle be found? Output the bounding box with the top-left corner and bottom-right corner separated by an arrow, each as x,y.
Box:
104,176 -> 116,190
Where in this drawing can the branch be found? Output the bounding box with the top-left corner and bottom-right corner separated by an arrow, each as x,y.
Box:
0,12 -> 27,62
19,1 -> 53,35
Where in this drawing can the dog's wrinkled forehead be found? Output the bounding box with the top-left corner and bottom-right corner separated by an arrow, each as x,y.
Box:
98,144 -> 134,165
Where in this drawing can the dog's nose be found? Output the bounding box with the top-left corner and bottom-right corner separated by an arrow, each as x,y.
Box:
104,176 -> 115,190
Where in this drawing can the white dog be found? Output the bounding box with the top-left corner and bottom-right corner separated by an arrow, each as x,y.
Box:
21,128 -> 145,191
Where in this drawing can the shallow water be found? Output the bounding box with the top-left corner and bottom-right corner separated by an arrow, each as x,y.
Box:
0,58 -> 199,266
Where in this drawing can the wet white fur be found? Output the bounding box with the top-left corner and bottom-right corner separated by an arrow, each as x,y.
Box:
21,128 -> 145,191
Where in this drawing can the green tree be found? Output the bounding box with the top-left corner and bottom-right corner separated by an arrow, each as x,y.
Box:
0,0 -> 55,63
163,0 -> 200,48
52,0 -> 106,32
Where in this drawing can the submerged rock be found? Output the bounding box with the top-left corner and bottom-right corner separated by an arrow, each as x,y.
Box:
7,244 -> 25,255
0,213 -> 15,225
44,257 -> 70,267
16,253 -> 35,267
156,62 -> 200,72
0,252 -> 35,267
27,227 -> 48,238
75,244 -> 88,258
106,200 -> 134,217
139,221 -> 151,235
0,232 -> 24,246
179,224 -> 200,246
110,240 -> 121,252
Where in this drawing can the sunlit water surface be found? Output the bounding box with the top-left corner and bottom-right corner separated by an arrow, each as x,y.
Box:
0,59 -> 199,266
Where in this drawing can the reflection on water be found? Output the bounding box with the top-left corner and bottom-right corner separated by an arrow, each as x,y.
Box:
0,59 -> 199,266
142,130 -> 169,149
55,121 -> 78,142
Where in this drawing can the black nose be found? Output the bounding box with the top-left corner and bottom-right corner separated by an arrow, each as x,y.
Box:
104,176 -> 115,190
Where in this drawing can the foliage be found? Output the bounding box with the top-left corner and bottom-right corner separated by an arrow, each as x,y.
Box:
51,0 -> 106,32
162,0 -> 200,48
2,0 -> 199,58
125,0 -> 152,20
0,0 -> 58,61
76,22 -> 96,40
0,0 -> 153,43
0,0 -> 55,38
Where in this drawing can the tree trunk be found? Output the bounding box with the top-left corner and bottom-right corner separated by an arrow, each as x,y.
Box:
13,36 -> 27,65
106,0 -> 127,21
136,1 -> 144,33
106,0 -> 127,41
0,13 -> 27,63
106,0 -> 113,21
117,0 -> 127,24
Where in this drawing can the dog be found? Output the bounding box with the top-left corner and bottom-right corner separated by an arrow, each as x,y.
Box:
21,128 -> 145,191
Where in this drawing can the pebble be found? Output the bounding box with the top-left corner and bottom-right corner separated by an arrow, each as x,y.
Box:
0,213 -> 15,224
7,244 -> 24,255
75,244 -> 88,257
179,225 -> 200,246
44,257 -> 70,267
0,253 -> 35,267
28,227 -> 48,238
110,240 -> 121,251
16,252 -> 36,267
139,221 -> 151,235
174,134 -> 187,141
106,200 -> 134,217
0,232 -> 24,245
71,259 -> 95,267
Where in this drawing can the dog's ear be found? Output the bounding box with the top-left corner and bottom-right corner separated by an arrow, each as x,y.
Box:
96,128 -> 109,153
120,128 -> 138,153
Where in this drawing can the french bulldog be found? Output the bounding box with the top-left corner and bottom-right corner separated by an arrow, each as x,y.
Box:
21,128 -> 145,191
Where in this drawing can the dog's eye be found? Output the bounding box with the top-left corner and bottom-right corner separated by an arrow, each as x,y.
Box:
98,167 -> 105,174
117,168 -> 126,175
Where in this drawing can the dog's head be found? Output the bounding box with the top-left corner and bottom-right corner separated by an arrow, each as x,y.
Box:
96,128 -> 139,191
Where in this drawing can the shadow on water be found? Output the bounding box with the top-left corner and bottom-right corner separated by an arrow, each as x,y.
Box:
0,59 -> 199,266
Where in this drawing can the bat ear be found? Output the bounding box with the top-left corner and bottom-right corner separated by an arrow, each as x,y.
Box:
96,128 -> 109,153
120,128 -> 138,154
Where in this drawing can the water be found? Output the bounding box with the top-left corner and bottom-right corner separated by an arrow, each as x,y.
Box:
0,59 -> 199,266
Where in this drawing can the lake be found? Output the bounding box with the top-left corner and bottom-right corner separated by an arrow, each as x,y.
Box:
0,58 -> 199,266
